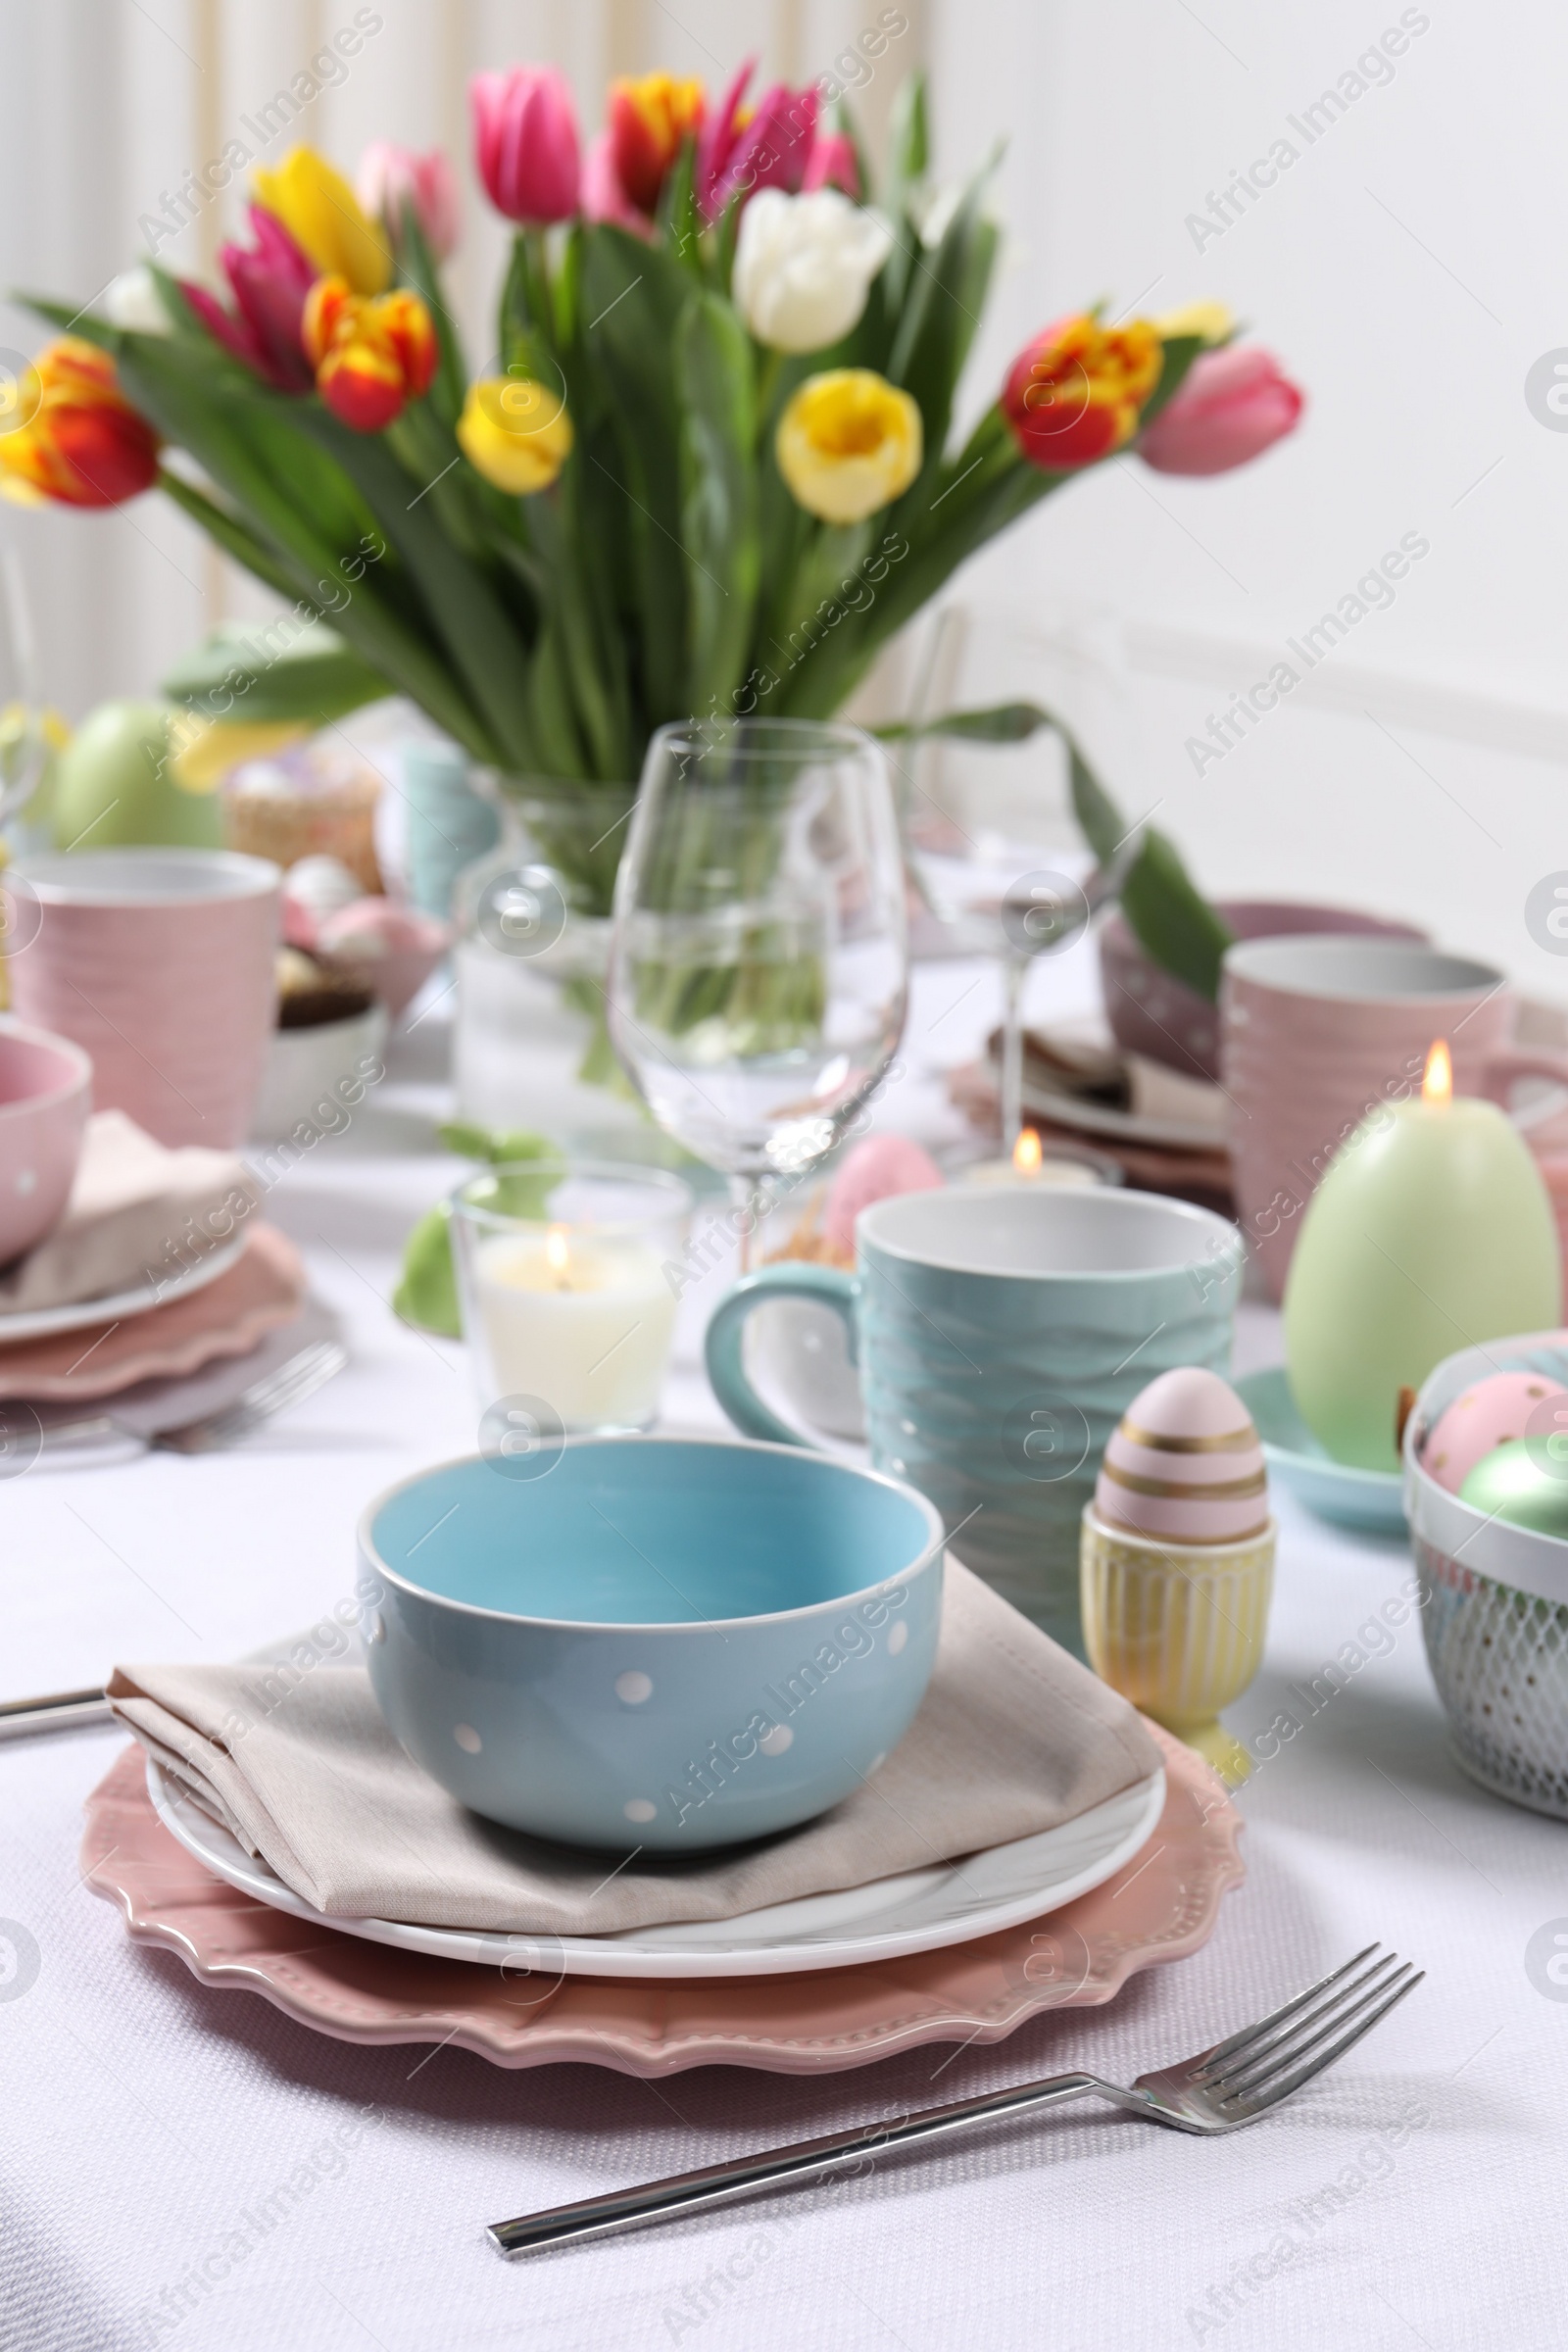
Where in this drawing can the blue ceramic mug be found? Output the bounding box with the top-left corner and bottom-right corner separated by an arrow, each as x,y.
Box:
707,1185 -> 1243,1652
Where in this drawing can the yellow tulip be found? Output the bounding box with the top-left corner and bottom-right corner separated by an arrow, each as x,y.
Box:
1154,301 -> 1235,347
457,377 -> 573,495
167,714 -> 310,792
252,148 -> 391,297
775,369 -> 922,524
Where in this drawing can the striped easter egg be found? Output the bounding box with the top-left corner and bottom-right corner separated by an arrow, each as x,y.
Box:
1095,1366 -> 1268,1546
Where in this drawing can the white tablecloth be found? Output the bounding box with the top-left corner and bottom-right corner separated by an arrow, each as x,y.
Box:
4,962 -> 1565,2352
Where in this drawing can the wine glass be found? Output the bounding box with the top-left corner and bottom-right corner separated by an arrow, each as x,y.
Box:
893,603 -> 1144,1149
0,539 -> 45,835
607,718 -> 907,1268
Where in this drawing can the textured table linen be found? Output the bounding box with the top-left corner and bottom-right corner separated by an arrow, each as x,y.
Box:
3,977 -> 1564,2352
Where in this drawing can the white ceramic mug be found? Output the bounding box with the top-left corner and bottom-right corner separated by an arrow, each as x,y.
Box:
5,849 -> 281,1148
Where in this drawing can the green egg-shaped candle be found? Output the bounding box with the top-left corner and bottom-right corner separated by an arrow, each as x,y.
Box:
1283,1051 -> 1560,1472
52,699 -> 221,851
1458,1438 -> 1568,1536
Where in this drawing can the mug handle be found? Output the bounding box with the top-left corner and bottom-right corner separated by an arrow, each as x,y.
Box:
704,1263 -> 861,1448
1477,1048 -> 1568,1118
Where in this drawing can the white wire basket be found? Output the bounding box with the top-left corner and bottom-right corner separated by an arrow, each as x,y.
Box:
1405,1333 -> 1568,1821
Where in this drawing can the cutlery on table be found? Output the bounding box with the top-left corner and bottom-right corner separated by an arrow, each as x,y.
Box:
32,1338 -> 347,1459
0,1687 -> 113,1739
489,1943 -> 1422,2256
0,1602 -> 360,1743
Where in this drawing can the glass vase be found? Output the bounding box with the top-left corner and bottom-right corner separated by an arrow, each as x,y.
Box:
452,774 -> 638,1138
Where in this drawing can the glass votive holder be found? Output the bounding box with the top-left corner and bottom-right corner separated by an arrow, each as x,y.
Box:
450,1160 -> 692,1436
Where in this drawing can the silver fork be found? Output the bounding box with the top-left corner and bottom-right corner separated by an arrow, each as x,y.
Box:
151,1339 -> 347,1453
488,1943 -> 1422,2257
37,1340 -> 347,1458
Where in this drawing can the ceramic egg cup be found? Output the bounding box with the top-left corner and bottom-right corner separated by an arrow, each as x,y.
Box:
1080,1508 -> 1276,1786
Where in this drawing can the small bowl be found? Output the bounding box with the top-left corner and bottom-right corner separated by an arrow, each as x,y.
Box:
359,1436 -> 946,1850
0,1020 -> 92,1264
1405,1331 -> 1568,1818
249,1004 -> 388,1142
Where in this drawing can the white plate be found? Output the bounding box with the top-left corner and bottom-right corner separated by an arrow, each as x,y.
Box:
147,1757 -> 1166,1981
0,1233 -> 247,1345
1013,1079 -> 1223,1153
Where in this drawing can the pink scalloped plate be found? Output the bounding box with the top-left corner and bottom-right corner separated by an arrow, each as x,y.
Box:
0,1223 -> 305,1397
82,1726 -> 1243,2078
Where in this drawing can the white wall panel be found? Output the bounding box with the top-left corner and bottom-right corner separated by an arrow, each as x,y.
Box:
2,0 -> 1562,989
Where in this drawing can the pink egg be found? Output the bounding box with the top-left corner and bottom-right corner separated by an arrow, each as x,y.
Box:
1095,1366 -> 1269,1547
822,1135 -> 944,1258
317,899 -> 450,1020
1422,1370 -> 1568,1495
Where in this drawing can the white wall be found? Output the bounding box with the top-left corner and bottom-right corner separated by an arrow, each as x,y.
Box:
925,0 -> 1568,990
2,0 -> 1564,989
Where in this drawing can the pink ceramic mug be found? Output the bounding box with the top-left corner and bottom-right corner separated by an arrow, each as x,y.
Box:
1220,936 -> 1568,1300
0,1021 -> 92,1262
5,849 -> 281,1148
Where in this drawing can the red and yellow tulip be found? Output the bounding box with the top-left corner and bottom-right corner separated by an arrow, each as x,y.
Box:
1002,315 -> 1162,471
608,73 -> 706,213
0,338 -> 160,509
302,279 -> 437,433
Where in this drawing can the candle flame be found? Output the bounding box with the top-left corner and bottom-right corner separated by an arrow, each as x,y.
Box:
545,1224 -> 571,1286
1012,1128 -> 1043,1175
1423,1040 -> 1452,1107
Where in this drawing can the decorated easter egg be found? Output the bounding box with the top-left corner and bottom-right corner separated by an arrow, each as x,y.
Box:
822,1135 -> 944,1258
1458,1439 -> 1568,1538
1096,1366 -> 1268,1546
1422,1370 -> 1568,1496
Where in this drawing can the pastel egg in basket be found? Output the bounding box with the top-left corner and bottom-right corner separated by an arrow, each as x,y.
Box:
1404,1332 -> 1568,1820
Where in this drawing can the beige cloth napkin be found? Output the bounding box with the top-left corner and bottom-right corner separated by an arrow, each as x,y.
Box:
109,1562 -> 1162,1936
1126,1054 -> 1228,1137
0,1111 -> 258,1309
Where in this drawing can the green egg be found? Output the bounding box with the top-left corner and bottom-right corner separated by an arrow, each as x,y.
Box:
1457,1438 -> 1568,1538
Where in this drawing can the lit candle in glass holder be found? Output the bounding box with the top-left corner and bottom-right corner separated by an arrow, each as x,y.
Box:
451,1162 -> 691,1432
960,1126 -> 1104,1190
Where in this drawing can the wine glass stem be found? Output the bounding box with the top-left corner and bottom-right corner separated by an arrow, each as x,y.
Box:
1000,955 -> 1027,1151
730,1173 -> 758,1276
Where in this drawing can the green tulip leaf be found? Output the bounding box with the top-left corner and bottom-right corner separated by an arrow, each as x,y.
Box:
161,620 -> 389,725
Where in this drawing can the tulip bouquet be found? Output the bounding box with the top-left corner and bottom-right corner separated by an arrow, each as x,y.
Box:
11,62 -> 1301,994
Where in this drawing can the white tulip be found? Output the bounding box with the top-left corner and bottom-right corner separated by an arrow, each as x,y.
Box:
732,189 -> 893,356
104,267 -> 172,334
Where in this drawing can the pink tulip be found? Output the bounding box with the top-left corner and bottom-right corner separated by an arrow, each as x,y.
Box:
698,59 -> 818,218
470,66 -> 581,224
357,143 -> 461,261
803,130 -> 860,199
181,205 -> 316,389
1137,344 -> 1303,476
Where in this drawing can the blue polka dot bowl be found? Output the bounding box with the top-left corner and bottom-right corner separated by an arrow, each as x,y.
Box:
358,1436 -> 946,1851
